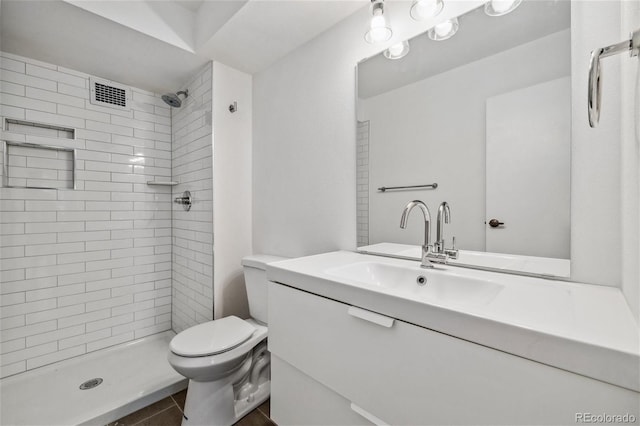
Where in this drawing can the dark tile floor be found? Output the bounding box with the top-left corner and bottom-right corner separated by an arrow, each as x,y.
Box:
108,389 -> 275,426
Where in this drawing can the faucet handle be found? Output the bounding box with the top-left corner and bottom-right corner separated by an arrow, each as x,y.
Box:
444,236 -> 458,260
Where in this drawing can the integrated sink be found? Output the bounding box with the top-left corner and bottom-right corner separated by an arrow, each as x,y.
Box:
326,261 -> 503,307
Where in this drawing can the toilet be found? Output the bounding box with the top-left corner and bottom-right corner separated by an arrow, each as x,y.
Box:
168,254 -> 287,426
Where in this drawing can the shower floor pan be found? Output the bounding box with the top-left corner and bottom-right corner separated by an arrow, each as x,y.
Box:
0,331 -> 187,426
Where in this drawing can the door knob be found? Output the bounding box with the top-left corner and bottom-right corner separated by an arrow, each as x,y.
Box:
488,219 -> 504,228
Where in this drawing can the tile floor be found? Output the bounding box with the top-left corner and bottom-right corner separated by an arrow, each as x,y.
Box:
107,390 -> 275,426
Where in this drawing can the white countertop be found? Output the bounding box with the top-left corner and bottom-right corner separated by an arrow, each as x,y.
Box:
267,250 -> 640,392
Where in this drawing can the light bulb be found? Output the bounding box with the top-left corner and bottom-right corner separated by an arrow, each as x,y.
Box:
427,18 -> 459,41
485,0 -> 523,16
409,0 -> 444,21
365,2 -> 392,44
384,40 -> 410,60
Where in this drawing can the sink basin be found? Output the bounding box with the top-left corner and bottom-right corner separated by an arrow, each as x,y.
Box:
326,261 -> 503,307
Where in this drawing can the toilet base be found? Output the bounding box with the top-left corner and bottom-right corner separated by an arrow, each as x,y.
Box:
181,344 -> 271,426
181,378 -> 271,426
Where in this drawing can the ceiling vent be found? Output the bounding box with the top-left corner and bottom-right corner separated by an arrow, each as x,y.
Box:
89,77 -> 130,110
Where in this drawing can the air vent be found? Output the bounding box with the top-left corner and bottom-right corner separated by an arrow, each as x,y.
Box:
89,78 -> 130,110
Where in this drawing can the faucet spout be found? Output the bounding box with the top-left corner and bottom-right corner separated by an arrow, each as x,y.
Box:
435,201 -> 451,254
400,200 -> 433,268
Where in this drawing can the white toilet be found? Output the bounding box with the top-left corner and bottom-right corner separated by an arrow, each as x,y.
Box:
168,254 -> 287,426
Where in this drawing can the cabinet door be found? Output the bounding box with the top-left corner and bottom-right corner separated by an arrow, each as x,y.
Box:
268,282 -> 639,425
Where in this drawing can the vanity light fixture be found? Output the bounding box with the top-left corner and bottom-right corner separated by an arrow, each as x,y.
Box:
409,0 -> 444,21
384,40 -> 411,60
427,18 -> 459,41
365,0 -> 393,44
484,0 -> 523,16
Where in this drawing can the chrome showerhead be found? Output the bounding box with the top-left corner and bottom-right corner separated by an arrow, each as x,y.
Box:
162,90 -> 189,108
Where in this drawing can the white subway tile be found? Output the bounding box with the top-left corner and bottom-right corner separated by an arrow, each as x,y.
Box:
26,283 -> 85,302
58,104 -> 109,122
86,294 -> 132,312
25,242 -> 84,256
110,299 -> 154,316
25,304 -> 85,325
25,110 -> 85,129
1,93 -> 56,113
25,324 -> 85,347
58,289 -> 110,308
0,69 -> 57,91
85,276 -> 133,292
25,222 -> 84,233
1,321 -> 57,343
57,309 -> 110,328
1,276 -> 57,295
0,81 -> 25,96
85,313 -> 132,332
25,64 -> 86,88
26,87 -> 84,108
59,328 -> 110,350
0,361 -> 26,378
134,322 -> 170,339
0,341 -> 57,366
57,249 -> 110,264
86,332 -> 132,352
26,344 -> 86,370
1,255 -> 56,272
1,338 -> 26,354
111,317 -> 154,335
26,262 -> 84,279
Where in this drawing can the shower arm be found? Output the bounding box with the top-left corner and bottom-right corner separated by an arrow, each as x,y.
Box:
588,28 -> 640,128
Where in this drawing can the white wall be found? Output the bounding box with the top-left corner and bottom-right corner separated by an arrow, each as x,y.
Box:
0,52 -> 173,377
253,1 -> 484,258
212,61 -> 253,319
171,62 -> 214,333
253,1 -> 638,299
362,31 -> 570,253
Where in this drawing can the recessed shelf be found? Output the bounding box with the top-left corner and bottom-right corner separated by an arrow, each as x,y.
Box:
4,118 -> 75,139
147,181 -> 178,186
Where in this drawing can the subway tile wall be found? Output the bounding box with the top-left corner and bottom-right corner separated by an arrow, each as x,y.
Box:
0,52 -> 173,378
357,121 -> 369,247
171,63 -> 214,333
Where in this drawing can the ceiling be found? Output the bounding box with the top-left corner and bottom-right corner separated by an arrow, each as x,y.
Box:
358,0 -> 571,99
0,0 -> 365,93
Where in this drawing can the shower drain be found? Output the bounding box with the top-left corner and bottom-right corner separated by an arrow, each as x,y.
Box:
79,378 -> 103,390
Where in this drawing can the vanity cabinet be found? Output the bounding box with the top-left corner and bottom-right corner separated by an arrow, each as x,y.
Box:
268,282 -> 639,425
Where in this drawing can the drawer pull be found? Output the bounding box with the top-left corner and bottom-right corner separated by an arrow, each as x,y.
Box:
347,306 -> 394,328
350,403 -> 389,426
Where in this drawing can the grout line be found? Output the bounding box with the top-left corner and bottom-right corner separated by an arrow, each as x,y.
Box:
170,393 -> 184,414
130,405 -> 176,426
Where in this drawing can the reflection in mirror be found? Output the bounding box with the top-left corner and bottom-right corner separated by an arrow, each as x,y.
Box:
356,0 -> 571,277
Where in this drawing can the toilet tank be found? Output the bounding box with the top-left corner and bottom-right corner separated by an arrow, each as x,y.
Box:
241,254 -> 289,324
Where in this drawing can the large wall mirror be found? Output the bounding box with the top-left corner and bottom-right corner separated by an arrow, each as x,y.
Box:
356,0 -> 571,277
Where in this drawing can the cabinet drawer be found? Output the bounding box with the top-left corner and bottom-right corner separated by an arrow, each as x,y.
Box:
271,355 -> 375,426
268,282 -> 639,425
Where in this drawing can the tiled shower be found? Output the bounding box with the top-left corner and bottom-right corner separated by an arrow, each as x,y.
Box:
0,51 -> 214,378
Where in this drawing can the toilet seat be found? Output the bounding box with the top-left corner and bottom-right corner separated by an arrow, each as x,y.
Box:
170,316 -> 256,357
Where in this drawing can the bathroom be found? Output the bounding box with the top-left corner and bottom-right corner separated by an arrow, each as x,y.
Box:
0,0 -> 639,425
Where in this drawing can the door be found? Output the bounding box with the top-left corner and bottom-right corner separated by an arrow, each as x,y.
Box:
485,77 -> 571,259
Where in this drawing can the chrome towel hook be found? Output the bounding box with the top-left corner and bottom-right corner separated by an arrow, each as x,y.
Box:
588,28 -> 640,128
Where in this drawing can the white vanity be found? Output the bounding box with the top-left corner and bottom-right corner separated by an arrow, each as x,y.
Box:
266,251 -> 639,425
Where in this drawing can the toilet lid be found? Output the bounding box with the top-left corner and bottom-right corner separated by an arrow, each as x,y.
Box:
170,316 -> 256,357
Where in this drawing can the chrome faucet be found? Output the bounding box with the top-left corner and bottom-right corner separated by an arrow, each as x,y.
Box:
400,200 -> 434,268
435,201 -> 458,260
434,201 -> 450,254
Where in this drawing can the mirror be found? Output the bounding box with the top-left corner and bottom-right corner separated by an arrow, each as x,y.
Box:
356,0 -> 571,277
